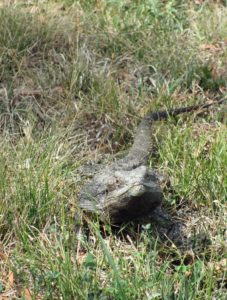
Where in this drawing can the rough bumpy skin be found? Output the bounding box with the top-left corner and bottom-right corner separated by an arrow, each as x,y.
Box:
79,99 -> 225,224
79,165 -> 163,222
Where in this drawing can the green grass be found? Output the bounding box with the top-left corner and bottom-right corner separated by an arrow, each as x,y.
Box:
0,1 -> 226,299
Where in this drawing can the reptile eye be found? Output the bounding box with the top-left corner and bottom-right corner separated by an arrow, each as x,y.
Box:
105,189 -> 109,195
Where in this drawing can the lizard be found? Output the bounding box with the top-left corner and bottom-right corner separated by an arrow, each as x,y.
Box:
79,98 -> 226,230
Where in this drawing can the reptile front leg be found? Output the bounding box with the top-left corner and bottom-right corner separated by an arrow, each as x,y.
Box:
148,206 -> 185,246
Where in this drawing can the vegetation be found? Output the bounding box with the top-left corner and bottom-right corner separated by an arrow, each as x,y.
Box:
0,1 -> 226,299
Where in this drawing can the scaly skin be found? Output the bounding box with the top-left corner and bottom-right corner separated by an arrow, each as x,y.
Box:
79,98 -> 226,226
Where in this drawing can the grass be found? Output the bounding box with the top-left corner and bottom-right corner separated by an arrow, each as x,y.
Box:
0,1 -> 226,299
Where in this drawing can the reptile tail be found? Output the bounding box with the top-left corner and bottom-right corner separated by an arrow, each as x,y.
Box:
120,97 -> 226,168
145,97 -> 226,121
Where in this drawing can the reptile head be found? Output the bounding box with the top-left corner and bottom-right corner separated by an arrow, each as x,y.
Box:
79,165 -> 163,223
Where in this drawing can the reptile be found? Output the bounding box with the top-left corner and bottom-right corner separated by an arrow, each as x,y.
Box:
79,98 -> 225,228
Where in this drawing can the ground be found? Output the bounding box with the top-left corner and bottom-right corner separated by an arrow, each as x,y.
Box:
0,1 -> 226,299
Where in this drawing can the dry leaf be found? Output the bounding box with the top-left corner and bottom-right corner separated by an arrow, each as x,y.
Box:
200,44 -> 220,52
52,86 -> 64,94
77,251 -> 87,265
22,288 -> 32,300
0,252 -> 6,260
8,271 -> 14,286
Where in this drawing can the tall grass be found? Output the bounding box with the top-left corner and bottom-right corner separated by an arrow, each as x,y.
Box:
0,1 -> 226,299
